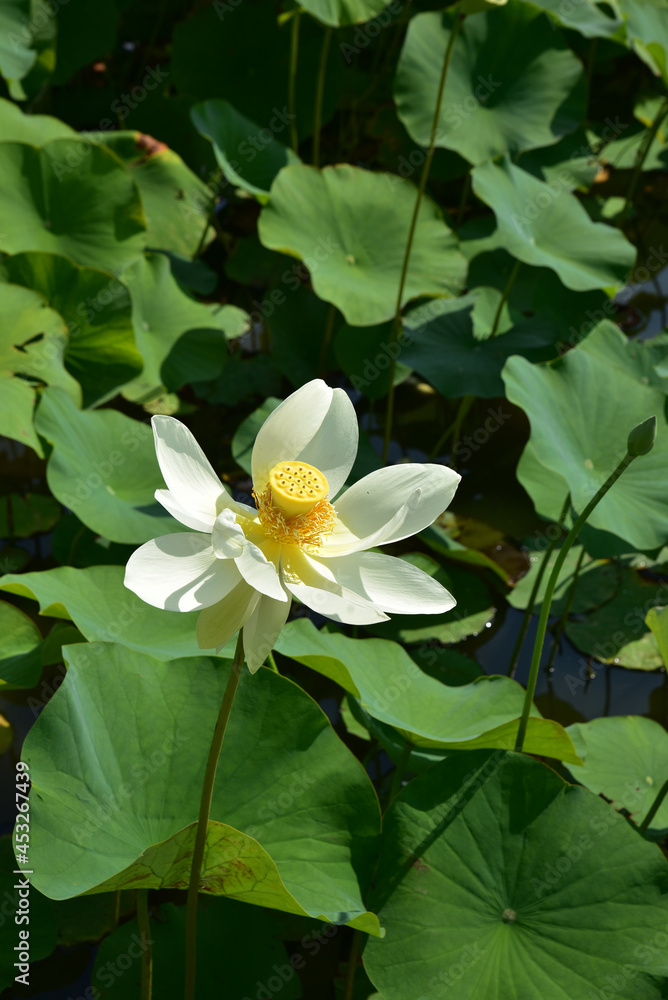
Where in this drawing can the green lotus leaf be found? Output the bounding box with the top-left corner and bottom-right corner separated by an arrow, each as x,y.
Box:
646,604 -> 668,665
471,157 -> 636,291
507,545 -> 620,614
395,2 -> 584,166
258,164 -> 466,326
0,251 -> 142,408
33,387 -> 183,545
0,0 -> 36,95
503,321 -> 668,551
400,294 -> 560,398
19,642 -> 381,935
525,0 -> 622,37
564,567 -> 665,670
566,716 -> 668,835
0,139 -> 145,271
275,618 -> 581,762
0,96 -> 74,142
617,0 -> 668,85
92,898 -> 301,1000
93,130 -> 214,258
364,751 -> 668,1000
0,282 -> 80,453
0,564 -> 220,660
120,253 -> 246,404
299,0 -> 389,26
0,600 -> 43,690
192,99 -> 301,202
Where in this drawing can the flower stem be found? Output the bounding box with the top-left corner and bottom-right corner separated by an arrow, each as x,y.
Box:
289,11 -> 301,153
137,890 -> 152,1000
313,26 -> 332,167
514,453 -> 636,753
507,494 -> 571,679
184,631 -> 245,1000
638,777 -> 668,834
544,544 -> 585,675
343,929 -> 363,1000
622,97 -> 668,222
381,10 -> 464,463
490,259 -> 521,338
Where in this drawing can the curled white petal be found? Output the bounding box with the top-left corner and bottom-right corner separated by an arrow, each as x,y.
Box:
320,463 -> 461,557
251,379 -> 358,499
281,548 -> 389,625
152,415 -> 225,531
314,550 -> 456,614
124,533 -> 242,612
243,590 -> 292,673
196,580 -> 260,650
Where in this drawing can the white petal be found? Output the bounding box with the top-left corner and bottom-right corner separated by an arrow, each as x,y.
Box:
251,380 -> 358,499
155,489 -> 217,533
196,580 -> 260,650
236,542 -> 287,602
211,508 -> 246,558
281,548 -> 389,625
124,533 -> 242,612
316,551 -> 456,614
152,415 -> 225,531
320,463 -> 461,557
243,590 -> 292,673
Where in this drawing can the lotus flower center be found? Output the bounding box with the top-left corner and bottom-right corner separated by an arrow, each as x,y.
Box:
268,461 -> 329,519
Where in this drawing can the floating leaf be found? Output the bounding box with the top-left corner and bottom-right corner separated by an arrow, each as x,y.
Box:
0,139 -> 146,271
300,0 -> 389,26
0,96 -> 74,142
471,157 -> 636,291
526,0 -> 622,37
503,321 -> 668,551
0,600 -> 43,690
0,493 -> 61,539
396,3 -> 585,165
276,619 -> 580,762
34,387 -> 183,545
508,545 -> 620,614
21,642 -> 381,935
364,751 -> 668,1000
566,716 -> 668,835
258,164 -> 466,326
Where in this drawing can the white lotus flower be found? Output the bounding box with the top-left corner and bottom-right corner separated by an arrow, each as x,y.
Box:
124,379 -> 461,672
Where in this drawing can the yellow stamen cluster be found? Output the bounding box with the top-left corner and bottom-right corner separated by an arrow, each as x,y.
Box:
254,485 -> 337,548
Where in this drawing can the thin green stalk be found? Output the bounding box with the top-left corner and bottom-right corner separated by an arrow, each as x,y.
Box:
289,11 -> 301,153
490,260 -> 521,338
185,632 -> 245,1000
544,544 -> 585,675
514,453 -> 637,753
455,168 -> 471,229
622,96 -> 668,221
507,494 -> 571,679
266,650 -> 279,673
137,889 -> 153,1000
313,26 -> 332,167
343,929 -> 363,1000
381,11 -> 464,463
450,393 -> 474,466
194,169 -> 222,259
112,889 -> 121,929
638,778 -> 668,834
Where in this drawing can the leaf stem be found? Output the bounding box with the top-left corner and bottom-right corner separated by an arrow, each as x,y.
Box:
381,10 -> 464,463
638,777 -> 668,834
490,259 -> 520,338
137,889 -> 153,1000
514,453 -> 636,753
184,631 -> 245,1000
313,26 -> 333,167
343,929 -> 363,1000
544,544 -> 585,675
622,96 -> 668,221
507,494 -> 571,679
289,11 -> 301,153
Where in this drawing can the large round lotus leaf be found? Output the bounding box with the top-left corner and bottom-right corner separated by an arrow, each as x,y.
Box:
192,99 -> 301,202
0,600 -> 43,691
617,0 -> 668,85
0,0 -> 35,90
0,139 -> 146,271
0,565 -> 219,661
364,751 -> 668,1000
0,282 -> 79,453
400,294 -> 560,398
299,0 -> 388,26
526,0 -> 622,37
120,254 -> 245,404
0,96 -> 74,142
275,618 -> 581,763
395,3 -> 584,166
471,158 -> 636,291
566,717 -> 668,835
564,567 -> 664,671
33,387 -> 183,545
92,131 -> 214,258
0,251 -> 142,408
503,322 -> 668,552
92,899 -> 300,1000
20,641 -> 381,936
258,164 -> 466,326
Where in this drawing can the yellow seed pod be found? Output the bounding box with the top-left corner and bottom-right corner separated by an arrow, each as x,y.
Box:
268,461 -> 329,519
